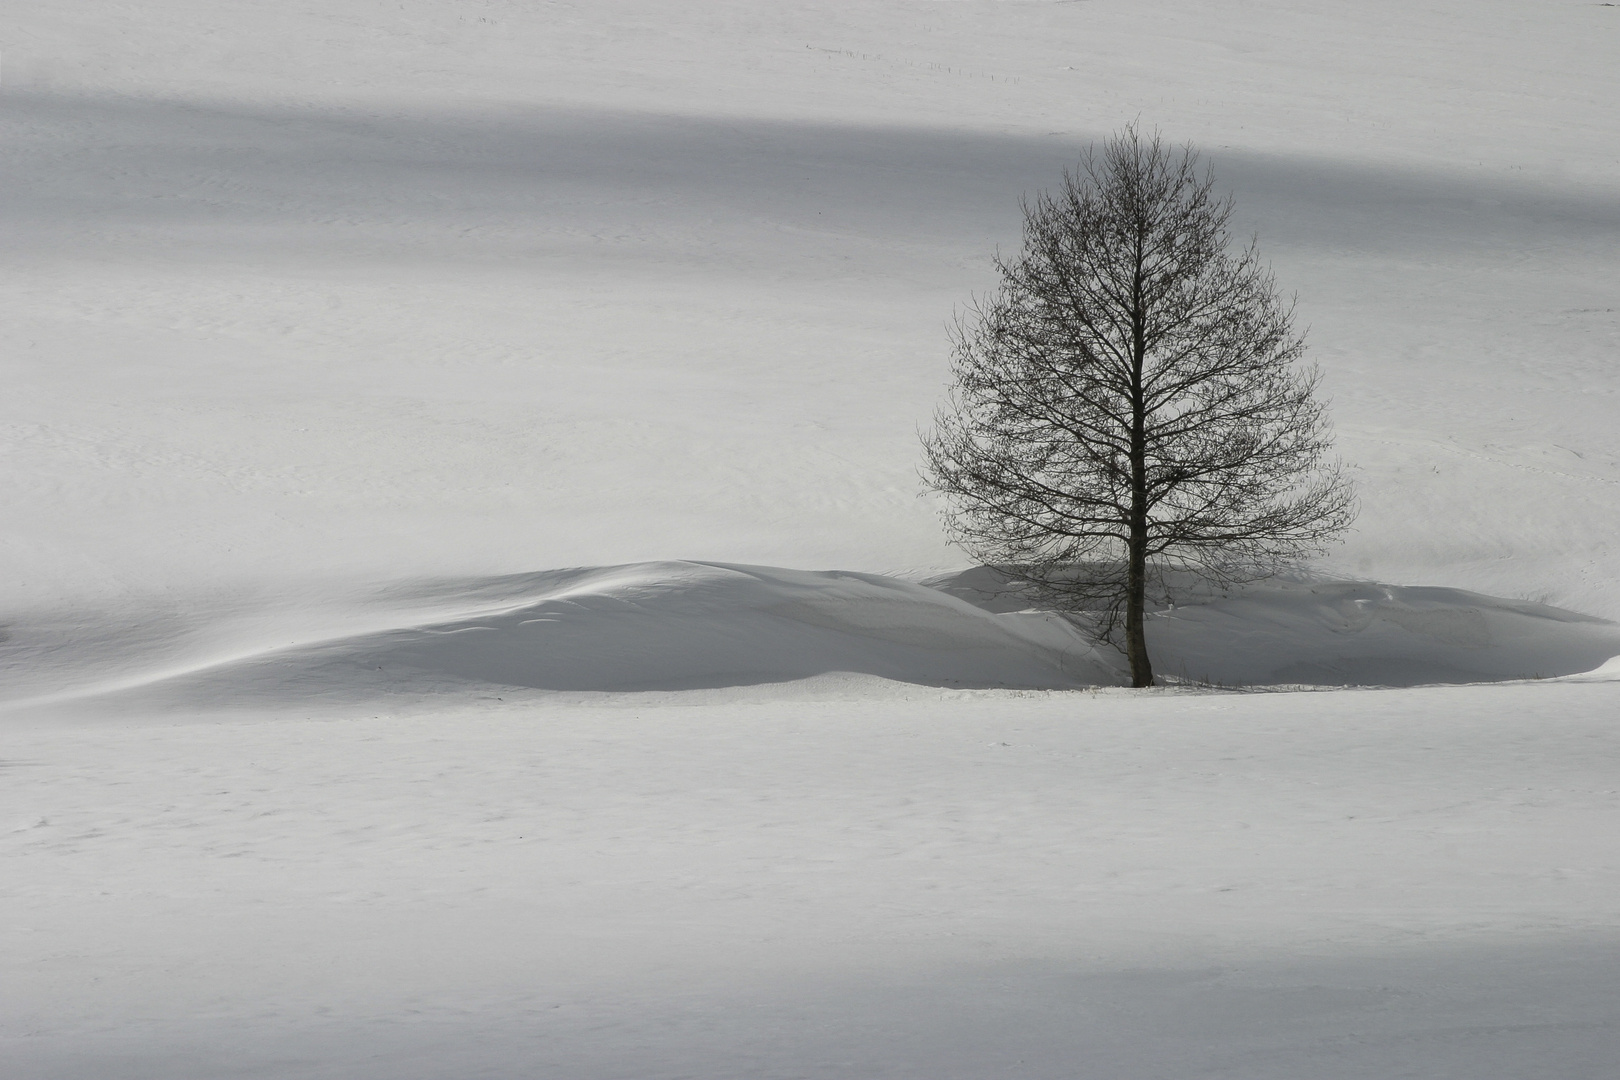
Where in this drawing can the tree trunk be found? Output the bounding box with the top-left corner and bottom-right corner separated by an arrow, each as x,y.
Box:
1125,464 -> 1153,687
1126,248 -> 1154,688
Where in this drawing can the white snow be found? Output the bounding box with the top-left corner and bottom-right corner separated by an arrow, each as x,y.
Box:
6,564 -> 1618,719
3,1 -> 1619,1076
3,0 -> 1618,614
5,688 -> 1618,1078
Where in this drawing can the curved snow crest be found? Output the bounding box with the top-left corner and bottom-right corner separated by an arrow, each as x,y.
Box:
7,563 -> 1618,714
61,562 -> 1119,707
1148,580 -> 1620,687
1557,654 -> 1620,683
932,569 -> 1620,688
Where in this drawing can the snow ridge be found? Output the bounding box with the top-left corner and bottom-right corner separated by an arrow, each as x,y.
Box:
5,563 -> 1617,714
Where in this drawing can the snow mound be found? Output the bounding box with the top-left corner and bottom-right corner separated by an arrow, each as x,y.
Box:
8,563 -> 1619,714
19,563 -> 1113,710
1557,654 -> 1620,683
934,570 -> 1620,687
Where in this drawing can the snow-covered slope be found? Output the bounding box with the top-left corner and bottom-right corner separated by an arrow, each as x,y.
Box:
3,0 -> 1618,617
0,563 -> 1111,712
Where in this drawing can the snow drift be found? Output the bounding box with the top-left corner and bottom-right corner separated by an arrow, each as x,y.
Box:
6,562 -> 1618,713
935,568 -> 1620,687
1,563 -> 1113,711
1151,580 -> 1620,687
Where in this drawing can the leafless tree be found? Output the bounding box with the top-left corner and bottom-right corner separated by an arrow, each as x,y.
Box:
922,125 -> 1355,687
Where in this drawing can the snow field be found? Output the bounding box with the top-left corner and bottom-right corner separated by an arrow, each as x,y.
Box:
2,1 -> 1618,614
2,2 -> 1619,1076
4,684 -> 1619,1079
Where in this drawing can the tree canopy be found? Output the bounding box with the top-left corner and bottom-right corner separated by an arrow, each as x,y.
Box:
922,126 -> 1355,686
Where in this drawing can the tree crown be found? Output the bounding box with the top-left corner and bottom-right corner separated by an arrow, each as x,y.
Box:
923,125 -> 1355,647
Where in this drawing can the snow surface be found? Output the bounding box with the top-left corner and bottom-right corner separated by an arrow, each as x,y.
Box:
3,1 -> 1620,1076
4,0 -> 1619,614
5,688 -> 1619,1079
5,563 -> 1619,719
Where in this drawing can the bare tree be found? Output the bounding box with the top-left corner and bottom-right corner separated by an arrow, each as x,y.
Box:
922,125 -> 1355,687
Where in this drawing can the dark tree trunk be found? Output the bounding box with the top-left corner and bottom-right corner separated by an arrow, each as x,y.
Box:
1126,259 -> 1154,688
1124,547 -> 1151,685
1125,484 -> 1152,686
